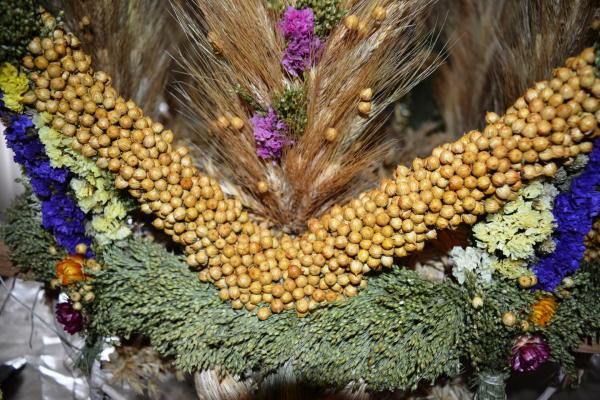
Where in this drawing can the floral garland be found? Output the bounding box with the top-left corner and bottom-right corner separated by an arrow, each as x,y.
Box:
1,92 -> 92,256
533,138 -> 600,291
1,4 -> 600,398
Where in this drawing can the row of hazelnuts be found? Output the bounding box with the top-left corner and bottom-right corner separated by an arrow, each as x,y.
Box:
21,16 -> 600,320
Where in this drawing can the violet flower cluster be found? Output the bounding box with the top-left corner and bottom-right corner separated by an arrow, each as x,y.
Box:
532,138 -> 600,291
1,92 -> 92,255
251,107 -> 292,160
510,335 -> 550,372
56,301 -> 84,334
280,6 -> 321,77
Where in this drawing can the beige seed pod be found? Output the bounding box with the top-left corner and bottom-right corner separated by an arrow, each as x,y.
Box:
358,101 -> 372,115
371,6 -> 387,22
360,88 -> 373,101
257,181 -> 269,193
324,127 -> 338,142
344,14 -> 359,30
230,117 -> 245,130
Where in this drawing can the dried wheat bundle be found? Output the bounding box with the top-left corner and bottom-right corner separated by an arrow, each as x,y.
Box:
435,0 -> 597,135
173,0 -> 441,230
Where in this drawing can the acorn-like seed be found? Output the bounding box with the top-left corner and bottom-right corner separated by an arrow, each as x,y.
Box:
231,117 -> 244,130
371,6 -> 387,22
344,14 -> 359,30
257,181 -> 269,193
358,101 -> 372,115
360,88 -> 373,101
324,127 -> 338,142
502,311 -> 516,327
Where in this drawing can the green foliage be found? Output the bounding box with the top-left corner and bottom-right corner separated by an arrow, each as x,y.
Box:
462,275 -> 533,372
76,338 -> 104,375
90,237 -> 466,391
0,0 -> 41,63
81,233 -> 600,390
273,84 -> 307,137
296,0 -> 345,38
0,187 -> 64,281
545,261 -> 600,378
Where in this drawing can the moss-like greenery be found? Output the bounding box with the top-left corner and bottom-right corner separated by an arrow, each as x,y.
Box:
0,187 -> 64,281
0,0 -> 41,63
462,275 -> 533,372
89,237 -> 465,391
545,262 -> 600,378
273,84 -> 307,137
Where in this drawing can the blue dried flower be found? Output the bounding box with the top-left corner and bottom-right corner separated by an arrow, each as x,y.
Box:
533,138 -> 600,291
1,92 -> 92,256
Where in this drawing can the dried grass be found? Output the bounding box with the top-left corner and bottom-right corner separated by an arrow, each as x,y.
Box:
174,0 -> 441,230
435,0 -> 598,135
45,0 -> 182,121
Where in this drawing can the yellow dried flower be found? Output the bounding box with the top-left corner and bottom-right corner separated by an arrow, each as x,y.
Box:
473,181 -> 557,260
531,296 -> 557,327
0,62 -> 29,112
33,113 -> 131,245
491,258 -> 530,279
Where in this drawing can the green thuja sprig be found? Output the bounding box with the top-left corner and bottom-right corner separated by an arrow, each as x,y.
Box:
273,84 -> 307,137
545,261 -> 600,380
0,0 -> 42,63
0,186 -> 64,281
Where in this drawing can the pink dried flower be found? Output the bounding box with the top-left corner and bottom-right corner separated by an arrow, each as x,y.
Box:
56,301 -> 84,334
280,6 -> 321,77
511,334 -> 550,372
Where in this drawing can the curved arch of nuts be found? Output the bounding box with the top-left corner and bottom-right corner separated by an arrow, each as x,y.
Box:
21,14 -> 600,320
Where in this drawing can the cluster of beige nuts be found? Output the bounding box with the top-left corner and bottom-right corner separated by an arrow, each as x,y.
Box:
343,6 -> 387,36
21,16 -> 600,320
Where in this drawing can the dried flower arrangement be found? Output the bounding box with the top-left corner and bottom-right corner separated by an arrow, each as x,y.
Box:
1,1 -> 600,398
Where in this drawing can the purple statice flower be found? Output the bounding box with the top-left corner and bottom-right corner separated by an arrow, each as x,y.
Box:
511,335 -> 550,372
56,301 -> 84,334
1,92 -> 92,256
251,107 -> 292,160
280,6 -> 321,77
532,137 -> 600,291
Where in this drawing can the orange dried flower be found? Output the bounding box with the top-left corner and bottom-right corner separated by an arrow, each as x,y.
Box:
531,296 -> 557,327
56,254 -> 86,285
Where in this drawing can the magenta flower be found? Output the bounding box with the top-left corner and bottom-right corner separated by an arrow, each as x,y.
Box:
511,335 -> 550,372
280,6 -> 321,76
251,108 -> 292,160
56,301 -> 84,334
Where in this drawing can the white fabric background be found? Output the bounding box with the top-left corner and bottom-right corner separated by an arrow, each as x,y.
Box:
0,119 -> 24,218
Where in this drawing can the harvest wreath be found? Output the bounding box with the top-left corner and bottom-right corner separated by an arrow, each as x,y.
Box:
1,0 -> 600,398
